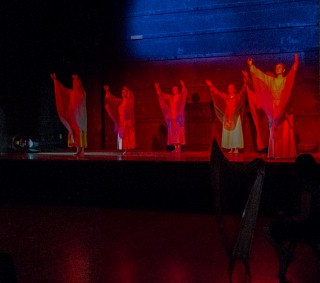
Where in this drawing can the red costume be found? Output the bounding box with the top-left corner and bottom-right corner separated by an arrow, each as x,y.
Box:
246,80 -> 270,151
208,82 -> 246,151
155,82 -> 188,147
104,86 -> 136,150
52,74 -> 87,150
249,56 -> 298,158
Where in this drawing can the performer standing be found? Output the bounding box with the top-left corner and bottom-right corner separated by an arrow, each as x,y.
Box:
205,78 -> 246,154
104,85 -> 136,154
51,73 -> 87,156
248,54 -> 298,158
154,80 -> 188,153
242,70 -> 269,152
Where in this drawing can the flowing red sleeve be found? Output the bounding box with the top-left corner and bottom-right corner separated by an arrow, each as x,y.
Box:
123,90 -> 135,122
174,86 -> 188,118
156,90 -> 173,126
246,84 -> 269,150
237,84 -> 247,123
70,78 -> 87,132
52,78 -> 72,134
209,89 -> 226,125
275,65 -> 297,123
118,90 -> 135,139
249,65 -> 274,119
105,91 -> 122,132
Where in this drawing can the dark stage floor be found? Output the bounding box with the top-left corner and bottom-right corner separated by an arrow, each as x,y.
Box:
0,149 -> 319,213
0,149 -> 319,283
0,205 -> 318,283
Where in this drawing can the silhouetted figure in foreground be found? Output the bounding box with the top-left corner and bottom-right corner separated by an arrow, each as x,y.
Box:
265,153 -> 320,283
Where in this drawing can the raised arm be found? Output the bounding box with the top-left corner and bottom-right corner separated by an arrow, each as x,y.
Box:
205,80 -> 225,98
179,80 -> 187,99
104,85 -> 122,104
104,84 -> 112,98
154,82 -> 172,121
50,73 -> 72,94
50,73 -> 57,80
242,70 -> 250,84
205,80 -> 218,94
180,80 -> 186,92
154,82 -> 162,96
239,71 -> 249,94
248,58 -> 273,86
285,53 -> 299,78
293,53 -> 299,71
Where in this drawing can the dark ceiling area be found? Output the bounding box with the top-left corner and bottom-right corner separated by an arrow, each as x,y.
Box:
0,1 -> 127,139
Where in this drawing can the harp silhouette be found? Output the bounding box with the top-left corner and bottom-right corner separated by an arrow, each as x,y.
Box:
210,138 -> 265,283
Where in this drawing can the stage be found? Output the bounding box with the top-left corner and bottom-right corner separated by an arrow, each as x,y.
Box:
0,149 -> 319,214
3,148 -> 319,162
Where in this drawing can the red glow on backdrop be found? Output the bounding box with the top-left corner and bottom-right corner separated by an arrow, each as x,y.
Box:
62,241 -> 91,283
116,255 -> 136,283
164,260 -> 189,283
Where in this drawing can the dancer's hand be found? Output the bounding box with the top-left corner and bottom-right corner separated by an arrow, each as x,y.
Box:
205,80 -> 213,87
242,70 -> 250,83
294,53 -> 299,68
50,73 -> 57,80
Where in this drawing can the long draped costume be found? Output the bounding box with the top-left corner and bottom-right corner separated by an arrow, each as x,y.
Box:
156,85 -> 188,146
104,89 -> 136,150
52,76 -> 87,149
209,85 -> 246,149
246,80 -> 269,151
249,63 -> 297,158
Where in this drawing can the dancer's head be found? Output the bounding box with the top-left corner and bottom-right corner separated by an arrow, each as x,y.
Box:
172,86 -> 179,95
122,87 -> 128,98
227,84 -> 236,95
274,63 -> 285,76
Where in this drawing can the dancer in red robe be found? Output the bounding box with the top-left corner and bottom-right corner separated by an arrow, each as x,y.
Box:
206,78 -> 246,154
154,80 -> 188,152
242,70 -> 270,152
51,73 -> 87,156
104,85 -> 136,153
248,54 -> 298,158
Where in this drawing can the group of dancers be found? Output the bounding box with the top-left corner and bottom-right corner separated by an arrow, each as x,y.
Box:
51,54 -> 299,158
